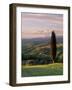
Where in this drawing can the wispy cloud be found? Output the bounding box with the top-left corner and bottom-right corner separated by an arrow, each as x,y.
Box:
21,13 -> 63,39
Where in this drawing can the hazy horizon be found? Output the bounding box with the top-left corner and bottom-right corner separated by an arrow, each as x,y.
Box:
21,13 -> 63,39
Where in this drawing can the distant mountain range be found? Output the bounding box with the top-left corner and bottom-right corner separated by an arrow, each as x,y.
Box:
22,36 -> 63,46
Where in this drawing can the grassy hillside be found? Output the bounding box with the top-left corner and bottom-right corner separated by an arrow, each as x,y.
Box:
22,43 -> 63,65
22,63 -> 63,77
21,37 -> 63,77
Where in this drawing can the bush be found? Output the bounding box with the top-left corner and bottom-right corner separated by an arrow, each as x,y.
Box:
55,52 -> 63,63
26,60 -> 35,65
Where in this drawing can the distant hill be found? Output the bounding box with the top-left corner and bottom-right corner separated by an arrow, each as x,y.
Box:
22,36 -> 63,64
22,36 -> 63,46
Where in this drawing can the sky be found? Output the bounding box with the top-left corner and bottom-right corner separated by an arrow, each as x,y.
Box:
21,13 -> 63,39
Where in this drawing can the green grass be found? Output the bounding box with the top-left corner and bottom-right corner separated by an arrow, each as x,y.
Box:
22,63 -> 63,77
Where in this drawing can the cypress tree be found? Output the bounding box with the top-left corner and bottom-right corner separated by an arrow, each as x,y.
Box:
51,31 -> 57,63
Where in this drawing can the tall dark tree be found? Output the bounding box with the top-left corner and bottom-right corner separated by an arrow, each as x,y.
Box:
51,31 -> 57,63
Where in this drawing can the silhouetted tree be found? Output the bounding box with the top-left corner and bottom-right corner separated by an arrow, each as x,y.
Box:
51,31 -> 57,63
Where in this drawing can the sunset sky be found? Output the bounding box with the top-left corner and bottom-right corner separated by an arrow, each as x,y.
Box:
21,13 -> 63,39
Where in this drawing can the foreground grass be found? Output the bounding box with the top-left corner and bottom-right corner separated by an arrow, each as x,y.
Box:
22,63 -> 63,77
